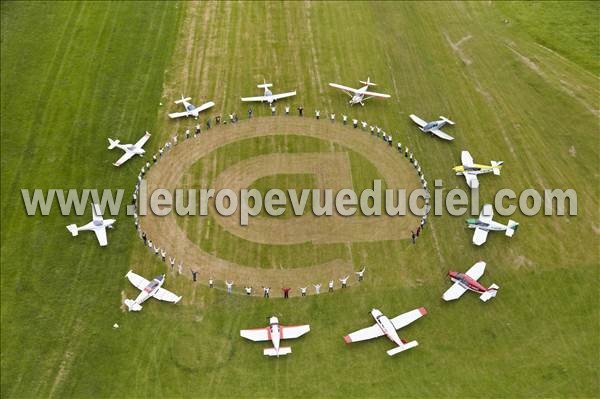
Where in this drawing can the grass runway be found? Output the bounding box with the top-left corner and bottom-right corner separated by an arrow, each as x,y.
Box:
1,1 -> 598,397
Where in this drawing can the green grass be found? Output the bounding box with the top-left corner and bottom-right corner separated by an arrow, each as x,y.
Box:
496,1 -> 600,75
1,1 -> 599,398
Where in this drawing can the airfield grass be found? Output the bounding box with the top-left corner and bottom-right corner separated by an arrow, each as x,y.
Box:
1,1 -> 599,398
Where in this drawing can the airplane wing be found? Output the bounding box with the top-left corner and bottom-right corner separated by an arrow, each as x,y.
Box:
464,173 -> 479,189
442,282 -> 468,301
472,227 -> 489,246
270,91 -> 297,101
126,270 -> 150,290
409,114 -> 428,128
91,203 -> 104,222
168,111 -> 192,119
240,327 -> 270,341
429,128 -> 454,141
465,261 -> 486,280
93,226 -> 108,246
193,101 -> 215,113
344,324 -> 384,343
240,95 -> 269,102
390,307 -> 427,330
329,83 -> 359,95
281,324 -> 310,339
133,131 -> 151,148
479,204 -> 494,223
461,151 -> 474,167
362,90 -> 391,99
113,151 -> 135,167
153,287 -> 181,303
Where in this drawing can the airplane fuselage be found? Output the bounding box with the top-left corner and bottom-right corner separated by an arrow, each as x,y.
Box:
182,100 -> 201,116
453,164 -> 495,175
79,218 -> 115,232
350,86 -> 369,105
448,271 -> 487,293
267,316 -> 282,353
132,275 -> 165,306
116,143 -> 145,156
371,309 -> 402,346
421,119 -> 447,132
466,219 -> 507,232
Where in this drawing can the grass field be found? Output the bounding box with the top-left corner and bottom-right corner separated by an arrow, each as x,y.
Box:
1,1 -> 599,398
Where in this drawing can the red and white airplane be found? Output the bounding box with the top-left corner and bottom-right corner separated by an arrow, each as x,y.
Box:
344,307 -> 427,356
240,316 -> 310,357
443,261 -> 499,302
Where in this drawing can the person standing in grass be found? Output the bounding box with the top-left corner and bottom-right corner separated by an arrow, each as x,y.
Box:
340,275 -> 349,288
282,287 -> 291,299
314,283 -> 321,294
169,257 -> 175,272
226,280 -> 233,294
300,287 -> 308,297
328,279 -> 334,292
191,269 -> 198,282
356,266 -> 366,282
209,277 -> 214,288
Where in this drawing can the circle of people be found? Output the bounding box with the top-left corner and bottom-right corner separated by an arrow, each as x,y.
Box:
131,105 -> 431,297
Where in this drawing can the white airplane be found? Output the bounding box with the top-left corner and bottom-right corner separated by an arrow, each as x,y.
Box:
240,80 -> 296,104
240,316 -> 310,357
467,204 -> 519,246
344,307 -> 427,356
124,270 -> 182,312
443,261 -> 499,302
66,203 -> 115,247
168,95 -> 215,119
328,77 -> 391,106
453,151 -> 503,189
409,114 -> 455,141
108,131 -> 151,167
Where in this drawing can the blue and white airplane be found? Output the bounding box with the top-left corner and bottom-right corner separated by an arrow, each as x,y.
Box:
409,114 -> 455,141
168,95 -> 215,119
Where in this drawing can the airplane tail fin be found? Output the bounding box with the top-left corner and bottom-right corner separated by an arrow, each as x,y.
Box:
360,77 -> 376,86
480,284 -> 499,302
263,347 -> 291,357
439,116 -> 455,125
107,138 -> 120,150
124,299 -> 143,312
506,220 -> 519,237
66,224 -> 79,236
257,81 -> 273,89
175,96 -> 192,104
386,340 -> 419,356
491,161 -> 503,175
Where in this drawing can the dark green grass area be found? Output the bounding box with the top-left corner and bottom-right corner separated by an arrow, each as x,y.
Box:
1,1 -> 599,398
1,2 -> 183,397
497,1 -> 600,75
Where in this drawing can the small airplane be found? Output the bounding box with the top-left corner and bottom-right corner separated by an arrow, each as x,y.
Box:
453,150 -> 503,189
409,114 -> 455,141
328,77 -> 391,106
240,316 -> 310,357
240,80 -> 296,105
344,307 -> 427,356
443,261 -> 499,302
168,95 -> 215,119
467,204 -> 519,246
108,131 -> 151,167
124,270 -> 182,312
66,203 -> 115,247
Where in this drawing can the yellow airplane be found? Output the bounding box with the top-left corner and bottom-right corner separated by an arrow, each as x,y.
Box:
453,150 -> 503,189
